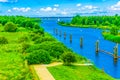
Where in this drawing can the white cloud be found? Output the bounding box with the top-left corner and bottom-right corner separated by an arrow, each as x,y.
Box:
40,7 -> 58,12
7,9 -> 11,12
61,11 -> 67,15
0,0 -> 18,3
54,4 -> 59,7
13,7 -> 31,12
40,7 -> 52,11
0,0 -> 7,2
76,3 -> 81,7
84,5 -> 97,10
109,1 -> 120,11
53,8 -> 57,11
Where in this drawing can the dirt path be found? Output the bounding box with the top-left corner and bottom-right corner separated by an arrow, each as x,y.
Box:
33,62 -> 62,80
33,62 -> 93,80
33,65 -> 55,80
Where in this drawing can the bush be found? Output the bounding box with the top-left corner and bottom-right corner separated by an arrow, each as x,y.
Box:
34,36 -> 55,44
18,36 -> 29,43
113,36 -> 120,43
103,33 -> 120,43
33,28 -> 44,34
26,49 -> 51,64
33,23 -> 40,29
16,27 -> 29,32
4,22 -> 17,32
26,42 -> 68,59
110,27 -> 118,35
0,36 -> 8,44
22,42 -> 31,53
31,34 -> 41,41
61,52 -> 76,65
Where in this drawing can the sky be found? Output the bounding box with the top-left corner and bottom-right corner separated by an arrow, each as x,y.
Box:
0,0 -> 120,17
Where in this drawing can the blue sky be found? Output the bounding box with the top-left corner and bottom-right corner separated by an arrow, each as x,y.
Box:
0,0 -> 120,17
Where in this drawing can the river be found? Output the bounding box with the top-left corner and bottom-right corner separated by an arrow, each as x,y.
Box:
41,17 -> 120,79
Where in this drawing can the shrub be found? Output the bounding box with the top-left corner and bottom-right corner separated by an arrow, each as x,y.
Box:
31,34 -> 41,41
18,36 -> 29,43
0,36 -> 8,44
25,20 -> 33,28
33,23 -> 40,29
26,42 -> 68,59
29,32 -> 36,38
34,36 -> 55,44
113,36 -> 120,43
26,49 -> 51,64
16,27 -> 29,32
103,33 -> 120,43
61,52 -> 76,65
0,24 -> 2,27
33,28 -> 44,34
110,27 -> 118,35
4,22 -> 17,32
22,42 -> 31,53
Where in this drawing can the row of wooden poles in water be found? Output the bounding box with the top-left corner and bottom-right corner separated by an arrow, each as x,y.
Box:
54,28 -> 119,62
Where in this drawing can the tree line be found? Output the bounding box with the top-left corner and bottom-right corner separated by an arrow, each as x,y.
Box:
71,14 -> 120,27
0,16 -> 44,33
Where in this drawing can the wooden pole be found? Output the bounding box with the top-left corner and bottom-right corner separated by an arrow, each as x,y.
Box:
70,34 -> 72,43
59,30 -> 62,37
56,29 -> 58,35
96,40 -> 99,53
113,44 -> 118,61
102,67 -> 104,73
64,32 -> 66,40
80,37 -> 83,48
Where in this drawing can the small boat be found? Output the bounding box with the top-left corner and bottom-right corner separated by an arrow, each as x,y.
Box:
58,18 -> 60,21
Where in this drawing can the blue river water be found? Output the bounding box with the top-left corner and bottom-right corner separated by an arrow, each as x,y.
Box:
41,17 -> 120,79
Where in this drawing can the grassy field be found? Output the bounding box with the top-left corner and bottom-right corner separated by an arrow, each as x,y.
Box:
102,32 -> 120,43
0,32 -> 33,80
48,65 -> 114,80
29,65 -> 40,80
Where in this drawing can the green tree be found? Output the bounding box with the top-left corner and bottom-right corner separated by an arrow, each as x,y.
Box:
4,22 -> 17,32
61,52 -> 76,65
27,49 -> 51,64
110,27 -> 118,35
33,23 -> 40,29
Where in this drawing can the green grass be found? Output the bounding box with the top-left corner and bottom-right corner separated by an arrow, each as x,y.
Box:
102,32 -> 120,43
58,22 -> 111,29
0,30 -> 33,80
0,32 -> 29,43
29,65 -> 40,80
0,52 -> 32,80
48,65 -> 114,80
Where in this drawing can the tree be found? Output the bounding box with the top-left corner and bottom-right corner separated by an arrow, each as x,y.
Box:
25,20 -> 33,28
27,49 -> 51,64
110,27 -> 118,35
33,23 -> 40,29
61,52 -> 76,65
4,22 -> 17,32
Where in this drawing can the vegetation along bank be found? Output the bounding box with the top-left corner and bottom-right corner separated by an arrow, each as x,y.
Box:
58,15 -> 120,43
0,16 -> 114,80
